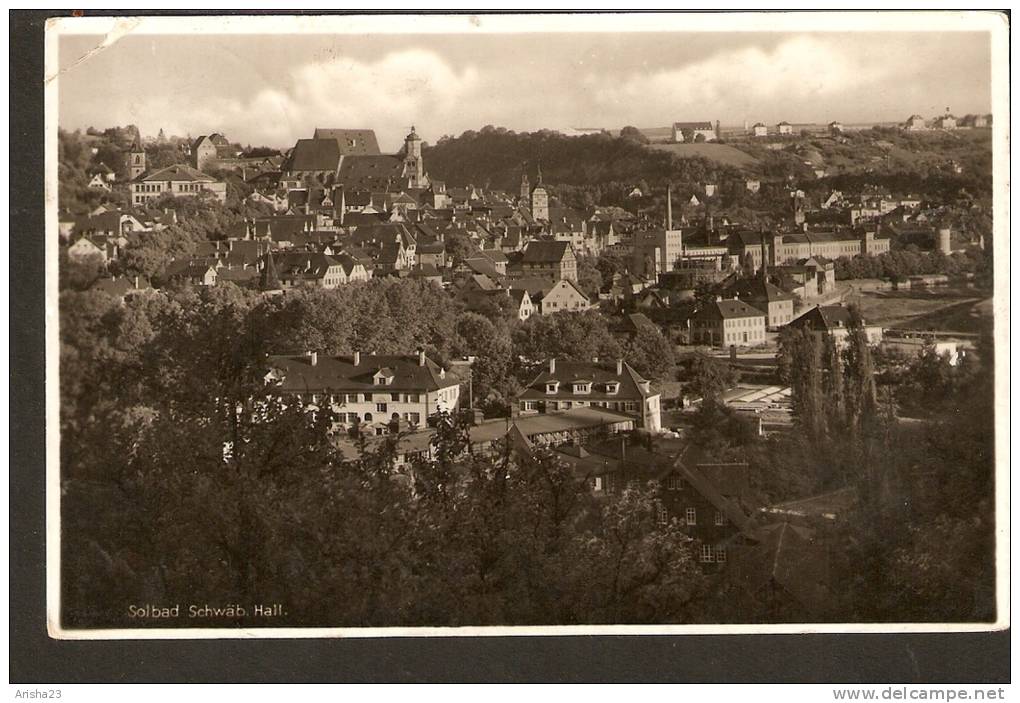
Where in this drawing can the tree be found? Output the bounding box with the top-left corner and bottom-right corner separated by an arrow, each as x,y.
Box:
575,255 -> 603,299
687,354 -> 740,402
619,126 -> 649,145
453,312 -> 514,413
623,323 -> 676,382
59,249 -> 106,291
512,311 -> 622,372
781,327 -> 827,442
689,399 -> 758,454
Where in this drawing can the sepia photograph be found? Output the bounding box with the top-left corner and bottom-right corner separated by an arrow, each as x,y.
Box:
43,11 -> 1009,639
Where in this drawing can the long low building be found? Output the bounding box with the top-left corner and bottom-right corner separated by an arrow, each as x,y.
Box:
130,164 -> 227,205
334,406 -> 636,466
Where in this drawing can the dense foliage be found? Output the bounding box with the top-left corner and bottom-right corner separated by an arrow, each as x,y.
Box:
59,279 -> 707,628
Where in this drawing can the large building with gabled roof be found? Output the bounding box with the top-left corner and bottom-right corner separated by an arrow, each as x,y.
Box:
515,239 -> 577,282
267,350 -> 461,435
690,298 -> 767,347
517,358 -> 661,431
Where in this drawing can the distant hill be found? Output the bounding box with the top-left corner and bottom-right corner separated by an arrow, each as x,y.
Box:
423,127 -> 747,193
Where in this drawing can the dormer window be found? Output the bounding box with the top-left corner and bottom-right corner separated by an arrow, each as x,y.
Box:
545,381 -> 560,394
605,381 -> 620,394
572,381 -> 591,395
373,368 -> 395,385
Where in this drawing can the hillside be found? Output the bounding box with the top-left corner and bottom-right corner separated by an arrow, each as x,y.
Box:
422,127 -> 746,194
647,142 -> 760,168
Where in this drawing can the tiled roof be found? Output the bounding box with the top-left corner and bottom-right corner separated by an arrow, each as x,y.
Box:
518,359 -> 655,402
287,139 -> 342,173
521,239 -> 571,263
673,122 -> 714,131
138,164 -> 217,183
312,128 -> 381,155
723,277 -> 795,303
694,299 -> 767,321
788,305 -> 856,331
275,252 -> 340,279
337,155 -> 404,189
508,276 -> 553,297
268,353 -> 452,393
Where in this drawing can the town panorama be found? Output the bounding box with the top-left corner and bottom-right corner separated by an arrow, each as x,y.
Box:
58,56 -> 995,629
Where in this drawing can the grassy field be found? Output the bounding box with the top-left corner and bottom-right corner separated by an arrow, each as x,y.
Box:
849,286 -> 993,333
647,142 -> 760,168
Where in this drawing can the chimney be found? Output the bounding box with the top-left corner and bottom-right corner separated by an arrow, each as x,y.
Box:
418,347 -> 426,366
616,359 -> 624,376
666,185 -> 673,231
549,358 -> 556,374
353,350 -> 361,366
309,351 -> 318,366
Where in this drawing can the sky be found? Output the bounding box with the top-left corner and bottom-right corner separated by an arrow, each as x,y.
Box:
56,28 -> 992,152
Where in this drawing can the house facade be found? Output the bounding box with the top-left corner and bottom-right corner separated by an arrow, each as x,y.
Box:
632,228 -> 684,278
536,278 -> 590,315
516,240 -> 577,282
724,278 -> 796,329
690,299 -> 768,347
130,164 -> 228,205
274,252 -> 349,289
672,121 -> 717,143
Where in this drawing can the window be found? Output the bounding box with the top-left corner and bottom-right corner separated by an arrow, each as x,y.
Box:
391,393 -> 401,402
715,546 -> 727,563
715,511 -> 725,526
700,545 -> 714,563
686,508 -> 697,526
593,476 -> 604,492
655,502 -> 668,525
408,393 -> 419,403
666,474 -> 684,491
363,412 -> 373,422
408,412 -> 421,425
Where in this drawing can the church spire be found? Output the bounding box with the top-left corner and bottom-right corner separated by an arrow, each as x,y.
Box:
260,249 -> 281,291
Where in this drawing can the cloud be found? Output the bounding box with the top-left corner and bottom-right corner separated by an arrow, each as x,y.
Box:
188,49 -> 480,149
58,33 -> 989,146
590,36 -> 894,124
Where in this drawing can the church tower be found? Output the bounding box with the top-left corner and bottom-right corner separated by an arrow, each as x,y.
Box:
519,164 -> 530,204
402,125 -> 426,188
530,164 -> 549,221
126,141 -> 146,180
